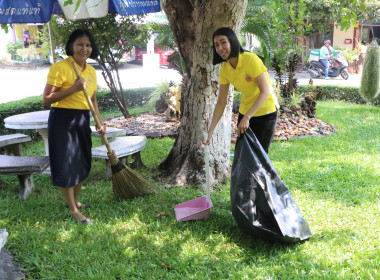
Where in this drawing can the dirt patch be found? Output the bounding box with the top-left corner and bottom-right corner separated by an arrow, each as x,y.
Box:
104,112 -> 180,138
103,112 -> 336,141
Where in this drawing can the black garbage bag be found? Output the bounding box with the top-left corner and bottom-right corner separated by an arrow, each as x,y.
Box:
231,128 -> 312,243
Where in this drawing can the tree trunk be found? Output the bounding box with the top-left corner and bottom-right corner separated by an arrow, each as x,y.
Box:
160,0 -> 248,186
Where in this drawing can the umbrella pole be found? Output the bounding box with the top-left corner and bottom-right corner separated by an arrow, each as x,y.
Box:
48,20 -> 55,64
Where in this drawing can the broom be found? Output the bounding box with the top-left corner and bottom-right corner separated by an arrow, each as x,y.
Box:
71,61 -> 156,199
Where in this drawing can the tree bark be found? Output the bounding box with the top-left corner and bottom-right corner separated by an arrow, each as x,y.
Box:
160,0 -> 248,186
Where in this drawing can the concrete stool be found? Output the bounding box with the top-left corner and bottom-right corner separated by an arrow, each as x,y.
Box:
90,126 -> 126,143
0,229 -> 7,253
92,136 -> 146,178
0,134 -> 31,156
0,155 -> 49,199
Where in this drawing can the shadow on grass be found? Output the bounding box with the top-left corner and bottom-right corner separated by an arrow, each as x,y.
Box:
0,172 -> 376,279
1,101 -> 378,278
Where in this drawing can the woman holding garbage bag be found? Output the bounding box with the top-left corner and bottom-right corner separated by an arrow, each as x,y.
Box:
43,29 -> 106,225
203,27 -> 278,153
203,27 -> 312,242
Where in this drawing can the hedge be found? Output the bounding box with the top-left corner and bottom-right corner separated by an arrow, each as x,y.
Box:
1,85 -> 378,135
298,85 -> 380,106
0,96 -> 49,137
0,87 -> 156,135
96,87 -> 156,110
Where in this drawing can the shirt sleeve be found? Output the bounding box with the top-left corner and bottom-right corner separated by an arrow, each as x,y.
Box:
248,53 -> 267,78
219,63 -> 229,85
332,47 -> 340,54
46,63 -> 64,87
320,47 -> 325,58
92,69 -> 97,93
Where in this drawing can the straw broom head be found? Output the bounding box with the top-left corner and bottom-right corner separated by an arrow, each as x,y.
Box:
108,150 -> 157,200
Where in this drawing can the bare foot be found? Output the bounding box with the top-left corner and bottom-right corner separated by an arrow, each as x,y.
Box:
66,202 -> 91,209
76,202 -> 91,208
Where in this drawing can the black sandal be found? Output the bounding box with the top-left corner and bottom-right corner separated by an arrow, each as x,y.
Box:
66,203 -> 92,209
72,214 -> 92,225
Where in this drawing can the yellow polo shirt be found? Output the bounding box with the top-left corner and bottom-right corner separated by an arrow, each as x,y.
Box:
47,56 -> 97,110
219,52 -> 278,116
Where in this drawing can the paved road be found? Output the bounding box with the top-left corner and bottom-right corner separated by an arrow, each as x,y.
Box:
0,63 -> 183,104
0,63 -> 361,104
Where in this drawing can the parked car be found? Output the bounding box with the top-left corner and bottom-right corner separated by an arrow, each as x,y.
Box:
131,44 -> 174,66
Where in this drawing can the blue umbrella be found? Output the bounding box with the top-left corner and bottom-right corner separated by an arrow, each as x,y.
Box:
0,0 -> 161,62
0,0 -> 161,23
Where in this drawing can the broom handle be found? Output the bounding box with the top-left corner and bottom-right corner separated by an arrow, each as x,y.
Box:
71,61 -> 113,154
204,142 -> 211,203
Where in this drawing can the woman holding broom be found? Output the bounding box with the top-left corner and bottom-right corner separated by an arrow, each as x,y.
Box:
43,29 -> 105,224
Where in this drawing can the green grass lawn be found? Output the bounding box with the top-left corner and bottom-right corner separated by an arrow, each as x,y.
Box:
0,101 -> 379,279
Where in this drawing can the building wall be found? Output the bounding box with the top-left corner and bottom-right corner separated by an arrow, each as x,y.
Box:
333,25 -> 355,50
0,28 -> 14,59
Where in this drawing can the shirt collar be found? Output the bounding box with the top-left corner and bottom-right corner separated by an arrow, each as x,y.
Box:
68,56 -> 88,73
226,53 -> 243,70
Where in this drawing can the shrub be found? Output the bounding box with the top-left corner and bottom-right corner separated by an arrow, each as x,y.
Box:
0,88 -> 156,135
298,85 -> 380,106
96,87 -> 156,110
2,84 -> 377,136
147,81 -> 169,112
360,40 -> 380,102
0,96 -> 48,136
6,41 -> 24,60
234,89 -> 242,102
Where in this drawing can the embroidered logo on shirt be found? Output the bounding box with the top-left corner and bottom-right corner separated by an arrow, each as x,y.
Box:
245,74 -> 253,82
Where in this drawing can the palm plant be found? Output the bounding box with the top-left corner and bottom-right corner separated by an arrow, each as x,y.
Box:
242,0 -> 277,66
244,0 -> 311,106
150,21 -> 186,76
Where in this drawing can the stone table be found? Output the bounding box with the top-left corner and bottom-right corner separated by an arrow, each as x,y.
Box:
4,110 -> 50,156
4,110 -> 123,156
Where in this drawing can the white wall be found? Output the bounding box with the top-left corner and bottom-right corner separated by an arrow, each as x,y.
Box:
0,28 -> 14,58
333,25 -> 355,50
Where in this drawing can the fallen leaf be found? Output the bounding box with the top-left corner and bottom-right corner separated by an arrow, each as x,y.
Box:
157,211 -> 166,217
161,262 -> 171,269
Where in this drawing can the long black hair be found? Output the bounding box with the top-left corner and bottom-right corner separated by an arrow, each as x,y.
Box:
65,29 -> 99,59
212,27 -> 244,65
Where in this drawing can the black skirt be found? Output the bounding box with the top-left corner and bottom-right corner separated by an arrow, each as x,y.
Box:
237,111 -> 278,154
48,107 -> 92,187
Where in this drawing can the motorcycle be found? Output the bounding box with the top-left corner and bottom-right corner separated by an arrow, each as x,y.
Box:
307,53 -> 349,80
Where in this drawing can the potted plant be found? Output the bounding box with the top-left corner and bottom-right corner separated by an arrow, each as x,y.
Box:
342,48 -> 360,74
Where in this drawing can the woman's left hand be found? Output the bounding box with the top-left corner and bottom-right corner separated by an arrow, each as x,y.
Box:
237,116 -> 250,136
96,124 -> 106,135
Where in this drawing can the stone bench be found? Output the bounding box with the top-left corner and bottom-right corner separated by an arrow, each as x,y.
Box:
90,126 -> 126,143
92,136 -> 146,178
0,229 -> 8,253
0,134 -> 31,156
0,155 -> 49,199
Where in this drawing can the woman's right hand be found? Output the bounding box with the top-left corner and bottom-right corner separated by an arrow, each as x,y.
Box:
72,78 -> 86,93
202,132 -> 212,146
96,124 -> 106,135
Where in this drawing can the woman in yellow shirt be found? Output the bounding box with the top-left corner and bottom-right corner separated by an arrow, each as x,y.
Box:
43,29 -> 105,224
204,27 -> 278,153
